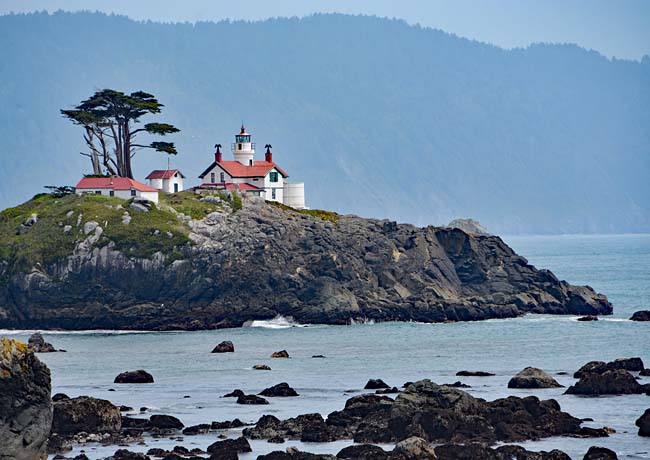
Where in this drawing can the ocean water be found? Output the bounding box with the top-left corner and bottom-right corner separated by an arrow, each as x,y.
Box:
3,234 -> 650,459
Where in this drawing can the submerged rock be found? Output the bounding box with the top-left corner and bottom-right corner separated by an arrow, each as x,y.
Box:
237,394 -> 269,405
0,338 -> 52,460
577,315 -> 598,321
271,350 -> 290,358
114,370 -> 154,384
212,340 -> 234,353
456,370 -> 495,377
508,367 -> 563,389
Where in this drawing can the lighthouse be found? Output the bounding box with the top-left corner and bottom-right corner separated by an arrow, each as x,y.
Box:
232,124 -> 255,166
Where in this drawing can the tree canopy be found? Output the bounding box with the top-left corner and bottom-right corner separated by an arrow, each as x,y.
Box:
61,89 -> 179,178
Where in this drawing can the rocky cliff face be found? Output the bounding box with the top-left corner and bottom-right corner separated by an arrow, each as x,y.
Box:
0,195 -> 612,330
0,338 -> 52,460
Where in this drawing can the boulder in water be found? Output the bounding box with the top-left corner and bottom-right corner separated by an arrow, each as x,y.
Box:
212,340 -> 235,353
207,436 -> 252,456
364,378 -> 390,389
223,389 -> 245,398
149,414 -> 184,430
508,367 -> 564,388
636,408 -> 650,436
271,350 -> 290,358
337,444 -> 388,459
583,446 -> 618,459
52,396 -> 121,436
237,394 -> 269,405
574,358 -> 645,378
253,364 -> 272,370
456,370 -> 495,377
392,436 -> 437,460
630,310 -> 650,321
114,370 -> 154,384
0,338 -> 52,460
259,382 -> 299,397
27,332 -> 59,352
577,315 -> 598,321
566,369 -> 646,395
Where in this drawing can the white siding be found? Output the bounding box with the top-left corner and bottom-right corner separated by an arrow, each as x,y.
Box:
76,188 -> 159,204
202,165 -> 232,185
148,178 -> 164,190
283,182 -> 305,209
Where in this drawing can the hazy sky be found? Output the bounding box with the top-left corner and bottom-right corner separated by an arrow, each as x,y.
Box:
2,0 -> 649,60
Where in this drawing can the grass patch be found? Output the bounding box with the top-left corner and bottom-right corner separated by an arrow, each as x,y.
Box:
0,193 -> 190,280
267,200 -> 339,224
159,191 -> 221,219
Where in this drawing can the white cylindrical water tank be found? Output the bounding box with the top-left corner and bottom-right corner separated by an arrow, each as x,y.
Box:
283,182 -> 305,209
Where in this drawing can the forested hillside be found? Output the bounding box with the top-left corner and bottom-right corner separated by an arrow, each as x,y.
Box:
1,11 -> 648,234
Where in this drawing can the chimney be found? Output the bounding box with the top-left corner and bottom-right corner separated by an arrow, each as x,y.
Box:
265,144 -> 273,163
214,144 -> 222,163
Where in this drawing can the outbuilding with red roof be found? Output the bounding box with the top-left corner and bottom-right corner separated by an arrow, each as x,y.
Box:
146,169 -> 185,193
75,176 -> 159,203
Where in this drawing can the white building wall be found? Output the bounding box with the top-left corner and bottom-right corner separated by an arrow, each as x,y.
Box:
202,166 -> 232,185
148,178 -> 164,190
162,174 -> 184,193
260,168 -> 285,204
283,182 -> 305,209
75,189 -> 159,204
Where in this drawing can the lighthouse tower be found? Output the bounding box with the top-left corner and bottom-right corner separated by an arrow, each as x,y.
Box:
232,124 -> 255,166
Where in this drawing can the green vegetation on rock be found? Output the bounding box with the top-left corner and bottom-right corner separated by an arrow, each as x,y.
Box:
159,191 -> 221,219
267,200 -> 339,224
0,193 -> 191,280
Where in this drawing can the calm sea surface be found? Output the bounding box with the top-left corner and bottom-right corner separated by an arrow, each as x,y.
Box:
3,234 -> 650,459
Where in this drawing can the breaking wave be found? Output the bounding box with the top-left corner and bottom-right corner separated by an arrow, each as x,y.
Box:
245,315 -> 307,329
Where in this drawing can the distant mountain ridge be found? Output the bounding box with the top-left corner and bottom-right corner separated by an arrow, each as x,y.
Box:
0,11 -> 648,234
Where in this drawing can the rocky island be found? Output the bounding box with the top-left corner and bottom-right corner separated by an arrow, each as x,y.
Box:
0,191 -> 612,330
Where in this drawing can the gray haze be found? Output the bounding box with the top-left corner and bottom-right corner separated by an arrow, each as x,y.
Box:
2,0 -> 649,60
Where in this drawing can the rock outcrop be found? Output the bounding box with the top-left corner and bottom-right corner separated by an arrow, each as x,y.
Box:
27,332 -> 60,352
259,382 -> 299,397
508,367 -> 563,389
447,218 -> 490,235
583,446 -> 618,460
0,338 -> 52,460
0,197 -> 612,330
245,379 -> 603,445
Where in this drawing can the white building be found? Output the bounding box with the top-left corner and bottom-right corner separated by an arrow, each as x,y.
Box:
146,169 -> 185,193
75,177 -> 159,203
198,125 -> 306,209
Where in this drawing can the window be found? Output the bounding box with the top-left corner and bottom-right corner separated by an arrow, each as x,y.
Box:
131,189 -> 136,197
269,171 -> 278,183
95,191 -> 102,195
249,159 -> 253,166
220,172 -> 225,182
238,143 -> 242,150
272,188 -> 276,200
109,191 -> 115,197
210,172 -> 215,183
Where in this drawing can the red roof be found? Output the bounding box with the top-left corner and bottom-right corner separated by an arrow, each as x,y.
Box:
200,160 -> 288,179
75,177 -> 158,192
145,169 -> 185,180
